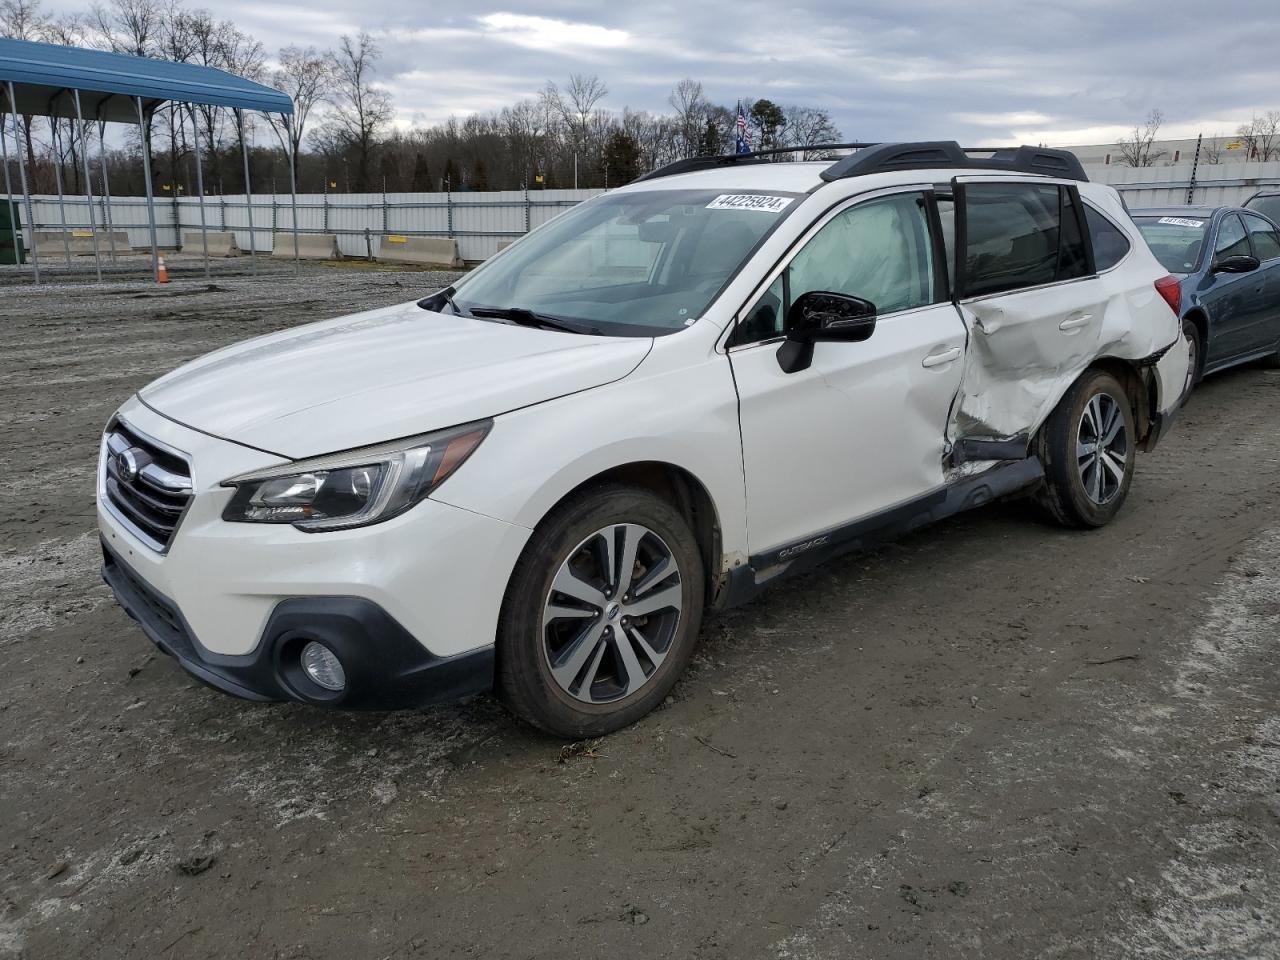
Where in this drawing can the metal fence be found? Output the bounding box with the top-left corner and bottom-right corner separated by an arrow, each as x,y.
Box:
1086,159 -> 1280,208
17,188 -> 605,264
12,160 -> 1280,274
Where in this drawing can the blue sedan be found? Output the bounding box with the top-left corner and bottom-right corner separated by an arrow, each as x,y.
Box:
1132,206 -> 1280,388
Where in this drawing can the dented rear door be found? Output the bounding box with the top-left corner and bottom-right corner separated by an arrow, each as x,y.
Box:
948,177 -> 1109,443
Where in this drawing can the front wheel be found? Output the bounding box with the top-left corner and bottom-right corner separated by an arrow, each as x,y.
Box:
497,484 -> 705,738
1182,317 -> 1204,394
1035,369 -> 1136,528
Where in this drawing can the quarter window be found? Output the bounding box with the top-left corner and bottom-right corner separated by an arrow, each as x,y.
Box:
1084,205 -> 1131,271
959,182 -> 1091,298
1243,213 -> 1280,261
735,192 -> 937,345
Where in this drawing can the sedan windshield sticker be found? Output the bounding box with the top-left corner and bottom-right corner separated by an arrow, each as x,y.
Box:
1157,217 -> 1205,228
707,194 -> 795,213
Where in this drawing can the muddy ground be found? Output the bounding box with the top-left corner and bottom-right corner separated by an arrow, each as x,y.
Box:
2,264 -> 1279,960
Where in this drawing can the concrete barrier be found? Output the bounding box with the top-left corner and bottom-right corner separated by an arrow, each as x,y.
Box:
182,230 -> 240,257
272,233 -> 341,260
379,235 -> 463,268
33,230 -> 132,255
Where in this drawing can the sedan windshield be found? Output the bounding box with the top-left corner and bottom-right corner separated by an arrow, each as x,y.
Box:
1134,215 -> 1209,273
450,188 -> 801,335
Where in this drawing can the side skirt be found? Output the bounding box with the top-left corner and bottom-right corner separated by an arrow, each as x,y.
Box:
716,457 -> 1045,609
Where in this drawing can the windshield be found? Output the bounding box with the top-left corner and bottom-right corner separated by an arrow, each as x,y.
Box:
450,188 -> 801,335
1134,215 -> 1209,273
1245,194 -> 1280,225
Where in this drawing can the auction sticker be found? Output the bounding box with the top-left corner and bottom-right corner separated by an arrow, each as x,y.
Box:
707,194 -> 795,213
1158,217 -> 1204,228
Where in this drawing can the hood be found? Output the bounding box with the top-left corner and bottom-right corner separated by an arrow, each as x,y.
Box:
140,300 -> 653,458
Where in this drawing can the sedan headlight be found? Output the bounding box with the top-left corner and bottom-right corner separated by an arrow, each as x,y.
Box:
221,420 -> 491,531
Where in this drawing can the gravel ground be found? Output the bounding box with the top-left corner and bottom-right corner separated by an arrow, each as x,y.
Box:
2,266 -> 1279,959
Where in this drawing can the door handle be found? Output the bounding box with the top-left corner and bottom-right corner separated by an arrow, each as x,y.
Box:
921,346 -> 962,368
1059,313 -> 1093,331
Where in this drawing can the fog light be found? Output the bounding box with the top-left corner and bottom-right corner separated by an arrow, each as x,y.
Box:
301,641 -> 346,692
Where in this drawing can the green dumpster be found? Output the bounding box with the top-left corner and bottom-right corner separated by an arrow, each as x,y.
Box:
0,197 -> 25,265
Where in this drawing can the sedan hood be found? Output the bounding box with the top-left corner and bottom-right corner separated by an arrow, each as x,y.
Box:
140,300 -> 652,458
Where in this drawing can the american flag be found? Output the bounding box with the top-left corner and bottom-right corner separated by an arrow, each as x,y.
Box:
735,102 -> 752,154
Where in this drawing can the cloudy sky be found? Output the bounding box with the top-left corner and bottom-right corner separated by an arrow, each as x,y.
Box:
45,0 -> 1280,144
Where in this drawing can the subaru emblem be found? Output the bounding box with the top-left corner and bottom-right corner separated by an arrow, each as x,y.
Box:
116,448 -> 141,483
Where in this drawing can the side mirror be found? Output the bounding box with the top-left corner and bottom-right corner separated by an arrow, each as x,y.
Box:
1212,254 -> 1261,274
777,291 -> 877,373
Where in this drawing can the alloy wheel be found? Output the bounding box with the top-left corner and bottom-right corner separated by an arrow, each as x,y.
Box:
1076,392 -> 1128,505
541,523 -> 683,704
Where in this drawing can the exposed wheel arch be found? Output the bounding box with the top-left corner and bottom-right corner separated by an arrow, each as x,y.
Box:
526,462 -> 723,605
1081,356 -> 1155,448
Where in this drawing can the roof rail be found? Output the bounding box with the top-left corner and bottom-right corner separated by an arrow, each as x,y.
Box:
634,143 -> 877,183
819,141 -> 1088,182
635,140 -> 1088,185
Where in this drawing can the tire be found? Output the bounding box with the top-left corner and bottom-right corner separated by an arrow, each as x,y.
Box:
1182,317 -> 1205,392
1034,369 -> 1136,529
497,484 -> 705,738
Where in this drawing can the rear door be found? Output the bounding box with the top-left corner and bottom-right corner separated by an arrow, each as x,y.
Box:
1205,213 -> 1267,363
1242,212 -> 1280,352
949,178 -> 1108,444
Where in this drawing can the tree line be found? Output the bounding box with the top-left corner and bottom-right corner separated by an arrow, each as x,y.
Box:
0,0 -> 842,196
1116,108 -> 1280,166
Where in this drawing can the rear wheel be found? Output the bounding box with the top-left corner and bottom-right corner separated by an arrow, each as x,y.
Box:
1035,369 -> 1136,528
497,484 -> 704,738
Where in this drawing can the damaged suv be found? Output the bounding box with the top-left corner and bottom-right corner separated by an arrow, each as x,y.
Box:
99,141 -> 1190,737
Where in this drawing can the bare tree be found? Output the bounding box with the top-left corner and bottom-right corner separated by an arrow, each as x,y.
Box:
323,32 -> 393,191
1,0 -> 51,185
1201,134 -> 1223,165
0,0 -> 46,38
784,105 -> 842,158
1116,109 -> 1166,167
667,78 -> 707,159
90,0 -> 164,56
1236,112 -> 1280,162
265,46 -> 334,161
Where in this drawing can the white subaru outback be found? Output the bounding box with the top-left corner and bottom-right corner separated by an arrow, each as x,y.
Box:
99,141 -> 1191,737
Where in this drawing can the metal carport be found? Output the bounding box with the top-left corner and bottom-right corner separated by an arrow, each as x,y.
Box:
0,36 -> 297,284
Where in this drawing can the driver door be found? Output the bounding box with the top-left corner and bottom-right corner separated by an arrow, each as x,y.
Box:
727,189 -> 968,558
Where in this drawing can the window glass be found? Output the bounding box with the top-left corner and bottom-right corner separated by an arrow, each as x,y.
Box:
1243,213 -> 1280,261
1084,205 -> 1131,271
1057,188 -> 1090,280
1134,215 -> 1210,273
1244,194 -> 1280,225
961,183 -> 1089,298
1215,214 -> 1250,259
733,192 -> 936,345
453,188 -> 798,334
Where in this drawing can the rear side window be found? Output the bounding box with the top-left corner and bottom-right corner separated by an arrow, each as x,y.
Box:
1245,194 -> 1280,225
960,182 -> 1090,298
1243,213 -> 1280,261
1084,206 -> 1131,271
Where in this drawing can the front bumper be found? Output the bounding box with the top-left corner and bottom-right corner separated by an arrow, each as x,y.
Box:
102,539 -> 494,708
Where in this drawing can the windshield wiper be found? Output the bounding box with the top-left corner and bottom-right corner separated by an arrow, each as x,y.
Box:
468,306 -> 600,336
417,286 -> 472,317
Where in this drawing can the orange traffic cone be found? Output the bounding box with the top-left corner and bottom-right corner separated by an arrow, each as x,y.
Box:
156,255 -> 170,284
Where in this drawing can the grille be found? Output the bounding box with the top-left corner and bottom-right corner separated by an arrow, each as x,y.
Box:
103,420 -> 193,551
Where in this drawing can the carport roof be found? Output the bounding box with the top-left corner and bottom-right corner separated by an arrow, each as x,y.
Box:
0,37 -> 293,122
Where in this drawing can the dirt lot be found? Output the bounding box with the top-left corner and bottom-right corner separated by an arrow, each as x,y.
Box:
2,265 -> 1279,960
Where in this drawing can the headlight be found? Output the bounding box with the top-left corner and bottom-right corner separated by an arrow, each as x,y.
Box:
221,420 -> 491,531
